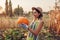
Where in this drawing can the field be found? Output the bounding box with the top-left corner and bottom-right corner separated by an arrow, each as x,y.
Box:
0,14 -> 60,40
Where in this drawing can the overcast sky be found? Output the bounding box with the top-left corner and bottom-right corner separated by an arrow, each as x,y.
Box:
0,0 -> 55,12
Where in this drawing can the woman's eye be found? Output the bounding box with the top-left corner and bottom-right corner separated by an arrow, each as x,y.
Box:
33,12 -> 36,13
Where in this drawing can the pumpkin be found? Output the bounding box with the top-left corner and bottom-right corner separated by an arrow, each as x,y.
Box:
17,17 -> 29,25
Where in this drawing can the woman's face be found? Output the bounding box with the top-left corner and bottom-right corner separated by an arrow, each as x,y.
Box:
32,10 -> 40,18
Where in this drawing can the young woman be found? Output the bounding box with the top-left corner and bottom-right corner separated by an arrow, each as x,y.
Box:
19,7 -> 44,40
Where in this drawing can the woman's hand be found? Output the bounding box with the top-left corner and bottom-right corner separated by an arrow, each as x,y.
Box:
19,23 -> 28,30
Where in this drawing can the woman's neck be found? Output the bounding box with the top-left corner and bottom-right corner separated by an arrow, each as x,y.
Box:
33,18 -> 38,21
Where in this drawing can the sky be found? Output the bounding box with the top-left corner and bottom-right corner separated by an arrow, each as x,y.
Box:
0,0 -> 55,12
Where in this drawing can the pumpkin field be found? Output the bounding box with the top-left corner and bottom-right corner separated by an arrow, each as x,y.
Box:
0,10 -> 60,40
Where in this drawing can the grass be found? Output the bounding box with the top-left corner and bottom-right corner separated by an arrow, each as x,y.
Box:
0,14 -> 60,40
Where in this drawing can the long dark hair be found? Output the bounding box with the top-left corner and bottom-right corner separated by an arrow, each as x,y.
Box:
32,7 -> 43,19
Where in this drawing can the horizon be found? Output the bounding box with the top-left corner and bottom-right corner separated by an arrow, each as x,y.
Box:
0,0 -> 55,13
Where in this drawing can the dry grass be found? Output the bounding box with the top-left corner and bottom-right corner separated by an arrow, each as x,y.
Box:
48,10 -> 60,35
0,17 -> 18,30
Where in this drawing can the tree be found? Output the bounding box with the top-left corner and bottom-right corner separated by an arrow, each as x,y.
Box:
14,5 -> 24,16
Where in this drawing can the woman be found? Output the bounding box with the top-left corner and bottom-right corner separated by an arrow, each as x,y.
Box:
19,7 -> 44,40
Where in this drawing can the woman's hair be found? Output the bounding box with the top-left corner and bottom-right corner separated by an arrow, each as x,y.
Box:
32,7 -> 43,19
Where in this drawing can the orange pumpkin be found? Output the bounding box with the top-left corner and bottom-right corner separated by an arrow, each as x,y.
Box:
17,17 -> 29,25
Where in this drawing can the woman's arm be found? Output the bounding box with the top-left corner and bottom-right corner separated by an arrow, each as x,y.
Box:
28,20 -> 43,36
